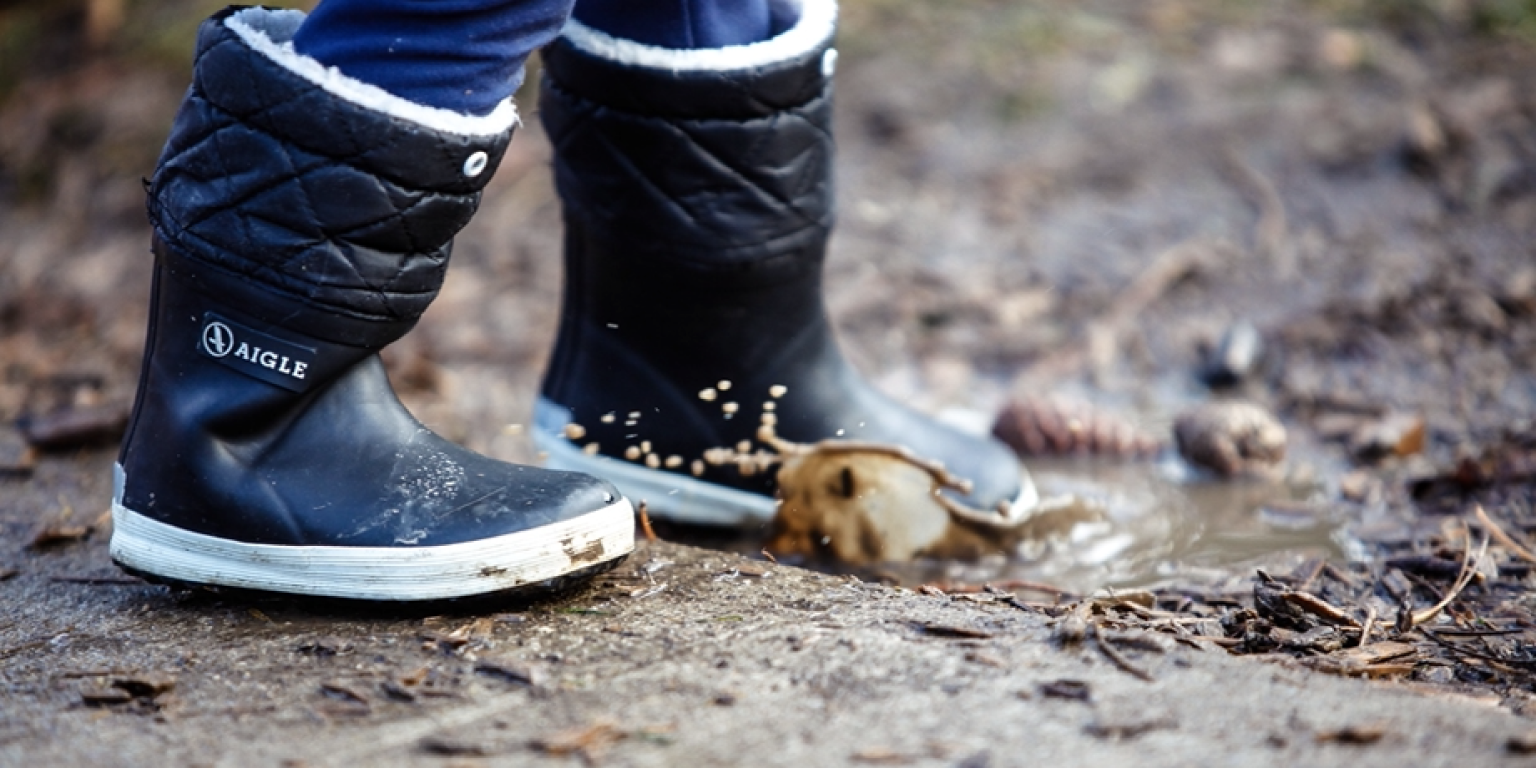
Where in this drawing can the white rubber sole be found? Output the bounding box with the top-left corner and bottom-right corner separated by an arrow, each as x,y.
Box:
109,480 -> 635,601
533,397 -> 1042,527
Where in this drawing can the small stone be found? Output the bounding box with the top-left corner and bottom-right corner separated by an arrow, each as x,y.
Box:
1339,470 -> 1374,502
1507,732 -> 1536,755
1174,401 -> 1287,477
1201,321 -> 1264,388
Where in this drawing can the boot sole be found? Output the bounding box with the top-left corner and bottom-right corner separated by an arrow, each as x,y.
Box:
109,497 -> 635,602
533,398 -> 1041,527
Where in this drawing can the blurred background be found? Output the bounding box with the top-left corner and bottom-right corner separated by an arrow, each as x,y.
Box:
2,0 -> 1535,588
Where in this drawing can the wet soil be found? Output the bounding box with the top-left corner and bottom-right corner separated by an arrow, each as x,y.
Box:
3,0 -> 1536,764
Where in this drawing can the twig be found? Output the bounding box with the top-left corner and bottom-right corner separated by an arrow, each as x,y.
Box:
1357,606 -> 1377,648
1093,622 -> 1154,682
1473,505 -> 1536,565
1220,145 -> 1288,263
1280,590 -> 1361,628
636,501 -> 656,543
1297,559 -> 1326,592
1410,522 -> 1486,628
1018,239 -> 1214,382
933,579 -> 1076,598
1418,627 -> 1536,670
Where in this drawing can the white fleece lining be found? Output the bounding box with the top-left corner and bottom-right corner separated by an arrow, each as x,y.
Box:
224,7 -> 519,138
561,0 -> 837,73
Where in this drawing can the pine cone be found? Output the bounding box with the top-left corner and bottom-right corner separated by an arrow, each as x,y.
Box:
992,396 -> 1163,458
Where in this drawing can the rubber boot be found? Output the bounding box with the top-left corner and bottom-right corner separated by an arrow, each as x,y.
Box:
111,7 -> 633,601
532,0 -> 1037,526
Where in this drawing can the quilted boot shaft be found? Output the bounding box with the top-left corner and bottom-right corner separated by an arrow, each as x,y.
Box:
536,1 -> 1034,527
147,6 -> 515,348
112,8 -> 633,600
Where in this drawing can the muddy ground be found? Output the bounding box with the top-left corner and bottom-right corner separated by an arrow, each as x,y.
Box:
3,0 -> 1536,765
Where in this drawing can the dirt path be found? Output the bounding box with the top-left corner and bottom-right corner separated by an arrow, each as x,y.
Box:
0,453 -> 1529,767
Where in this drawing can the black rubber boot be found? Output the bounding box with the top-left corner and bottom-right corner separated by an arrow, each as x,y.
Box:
533,0 -> 1037,526
111,7 -> 633,600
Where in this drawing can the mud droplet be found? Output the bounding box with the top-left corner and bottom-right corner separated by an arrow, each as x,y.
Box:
769,385 -> 788,398
563,423 -> 587,440
699,388 -> 718,402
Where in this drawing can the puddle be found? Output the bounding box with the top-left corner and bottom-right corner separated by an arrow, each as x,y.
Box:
879,454 -> 1348,594
659,446 -> 1352,596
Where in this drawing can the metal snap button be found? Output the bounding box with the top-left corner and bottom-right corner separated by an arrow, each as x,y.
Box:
462,151 -> 489,178
821,48 -> 839,78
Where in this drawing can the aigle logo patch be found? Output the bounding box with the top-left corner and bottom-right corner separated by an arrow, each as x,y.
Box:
198,313 -> 316,392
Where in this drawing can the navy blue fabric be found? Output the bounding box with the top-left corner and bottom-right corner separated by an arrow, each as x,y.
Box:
292,0 -> 804,117
292,0 -> 575,117
573,0 -> 798,49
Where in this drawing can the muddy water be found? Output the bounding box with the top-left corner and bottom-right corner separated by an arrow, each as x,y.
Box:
662,444 -> 1350,596
899,453 -> 1347,594
662,370 -> 1353,595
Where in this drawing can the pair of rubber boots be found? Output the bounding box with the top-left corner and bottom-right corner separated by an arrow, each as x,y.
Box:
110,5 -> 1033,601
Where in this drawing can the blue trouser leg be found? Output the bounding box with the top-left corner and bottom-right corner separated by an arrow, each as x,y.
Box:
291,0 -> 576,116
291,0 -> 802,116
572,0 -> 799,48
